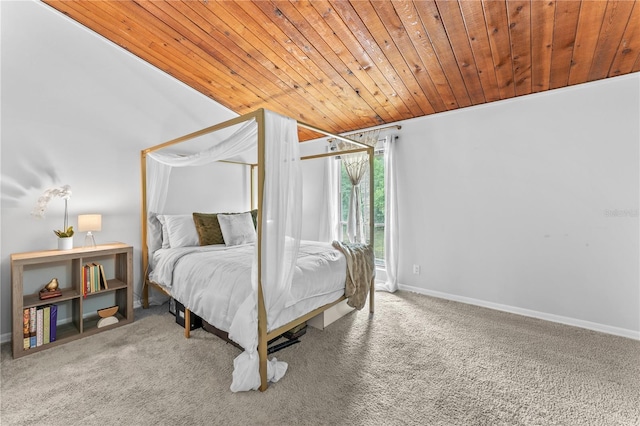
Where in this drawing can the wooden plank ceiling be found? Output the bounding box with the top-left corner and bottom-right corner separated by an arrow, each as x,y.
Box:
44,0 -> 640,140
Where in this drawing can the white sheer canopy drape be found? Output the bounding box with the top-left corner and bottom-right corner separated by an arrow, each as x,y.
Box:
377,136 -> 399,293
260,112 -> 302,319
146,119 -> 258,216
228,111 -> 301,392
318,150 -> 341,242
145,111 -> 301,392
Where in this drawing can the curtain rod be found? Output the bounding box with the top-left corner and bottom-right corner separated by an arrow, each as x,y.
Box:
343,124 -> 402,135
325,124 -> 401,142
298,121 -> 371,149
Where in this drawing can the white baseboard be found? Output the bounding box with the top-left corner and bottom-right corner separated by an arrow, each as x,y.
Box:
398,283 -> 640,341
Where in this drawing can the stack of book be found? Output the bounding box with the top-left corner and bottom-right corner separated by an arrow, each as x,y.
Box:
82,263 -> 109,297
283,322 -> 307,340
23,305 -> 57,350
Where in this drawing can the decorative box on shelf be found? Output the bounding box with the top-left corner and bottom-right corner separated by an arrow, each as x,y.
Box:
11,243 -> 133,358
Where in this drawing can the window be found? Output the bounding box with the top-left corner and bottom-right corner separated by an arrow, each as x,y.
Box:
340,147 -> 385,266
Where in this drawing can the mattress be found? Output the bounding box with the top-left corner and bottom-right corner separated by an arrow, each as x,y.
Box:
149,240 -> 347,333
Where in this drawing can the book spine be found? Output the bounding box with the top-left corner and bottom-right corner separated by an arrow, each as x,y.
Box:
88,263 -> 93,294
23,308 -> 30,350
99,264 -> 109,289
89,263 -> 95,293
93,263 -> 99,292
83,264 -> 89,297
29,307 -> 36,348
43,306 -> 51,345
50,304 -> 58,342
36,308 -> 44,347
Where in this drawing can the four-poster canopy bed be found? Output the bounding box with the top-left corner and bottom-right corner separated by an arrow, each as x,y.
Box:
140,108 -> 376,392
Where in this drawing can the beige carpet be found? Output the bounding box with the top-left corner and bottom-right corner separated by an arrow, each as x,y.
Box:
1,291 -> 639,425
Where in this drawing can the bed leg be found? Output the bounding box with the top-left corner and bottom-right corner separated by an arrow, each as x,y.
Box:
369,278 -> 375,314
142,281 -> 149,309
185,308 -> 191,339
258,333 -> 268,391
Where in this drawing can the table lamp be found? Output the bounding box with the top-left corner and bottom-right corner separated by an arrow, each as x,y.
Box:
78,214 -> 102,247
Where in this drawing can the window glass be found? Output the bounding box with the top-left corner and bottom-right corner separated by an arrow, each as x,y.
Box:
340,152 -> 385,265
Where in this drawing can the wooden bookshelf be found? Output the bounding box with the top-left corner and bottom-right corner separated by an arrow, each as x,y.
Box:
11,243 -> 133,358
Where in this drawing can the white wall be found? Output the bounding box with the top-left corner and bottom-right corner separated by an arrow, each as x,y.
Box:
300,159 -> 322,240
394,74 -> 639,338
1,1 -> 237,338
165,163 -> 251,214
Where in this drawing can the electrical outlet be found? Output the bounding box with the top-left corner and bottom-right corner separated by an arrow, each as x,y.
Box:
413,264 -> 420,275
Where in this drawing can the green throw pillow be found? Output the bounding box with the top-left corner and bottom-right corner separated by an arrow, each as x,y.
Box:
192,213 -> 224,246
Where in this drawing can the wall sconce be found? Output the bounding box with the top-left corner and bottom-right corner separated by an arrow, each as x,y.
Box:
78,214 -> 102,247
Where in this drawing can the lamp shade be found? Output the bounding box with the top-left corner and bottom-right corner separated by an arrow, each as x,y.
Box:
78,214 -> 102,232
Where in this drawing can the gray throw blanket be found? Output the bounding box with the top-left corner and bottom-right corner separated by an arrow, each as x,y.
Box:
332,241 -> 375,310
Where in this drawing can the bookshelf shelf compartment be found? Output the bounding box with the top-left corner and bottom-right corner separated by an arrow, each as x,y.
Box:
23,288 -> 80,308
11,243 -> 133,358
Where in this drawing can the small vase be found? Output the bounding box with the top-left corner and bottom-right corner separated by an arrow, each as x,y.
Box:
57,236 -> 73,250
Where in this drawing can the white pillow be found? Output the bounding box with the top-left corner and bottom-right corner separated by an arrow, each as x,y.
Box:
157,214 -> 199,248
218,212 -> 257,246
147,212 -> 163,252
156,215 -> 171,249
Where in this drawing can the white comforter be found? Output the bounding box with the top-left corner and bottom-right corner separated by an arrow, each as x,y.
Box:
149,240 -> 346,333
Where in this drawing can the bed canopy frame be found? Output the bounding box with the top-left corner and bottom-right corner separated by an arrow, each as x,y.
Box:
140,108 -> 380,391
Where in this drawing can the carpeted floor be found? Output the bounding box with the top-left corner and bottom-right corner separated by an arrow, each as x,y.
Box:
1,291 -> 639,425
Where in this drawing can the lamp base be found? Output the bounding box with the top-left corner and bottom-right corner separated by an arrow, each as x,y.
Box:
84,232 -> 96,247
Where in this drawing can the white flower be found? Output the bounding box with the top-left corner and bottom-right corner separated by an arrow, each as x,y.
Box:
31,185 -> 72,218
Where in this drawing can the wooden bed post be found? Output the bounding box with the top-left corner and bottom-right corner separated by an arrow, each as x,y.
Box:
140,150 -> 150,308
256,109 -> 269,392
185,308 -> 191,339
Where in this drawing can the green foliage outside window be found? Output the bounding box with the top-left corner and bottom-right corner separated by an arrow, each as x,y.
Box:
340,153 -> 385,264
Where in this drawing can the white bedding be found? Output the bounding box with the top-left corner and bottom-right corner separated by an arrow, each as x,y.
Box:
149,240 -> 347,333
